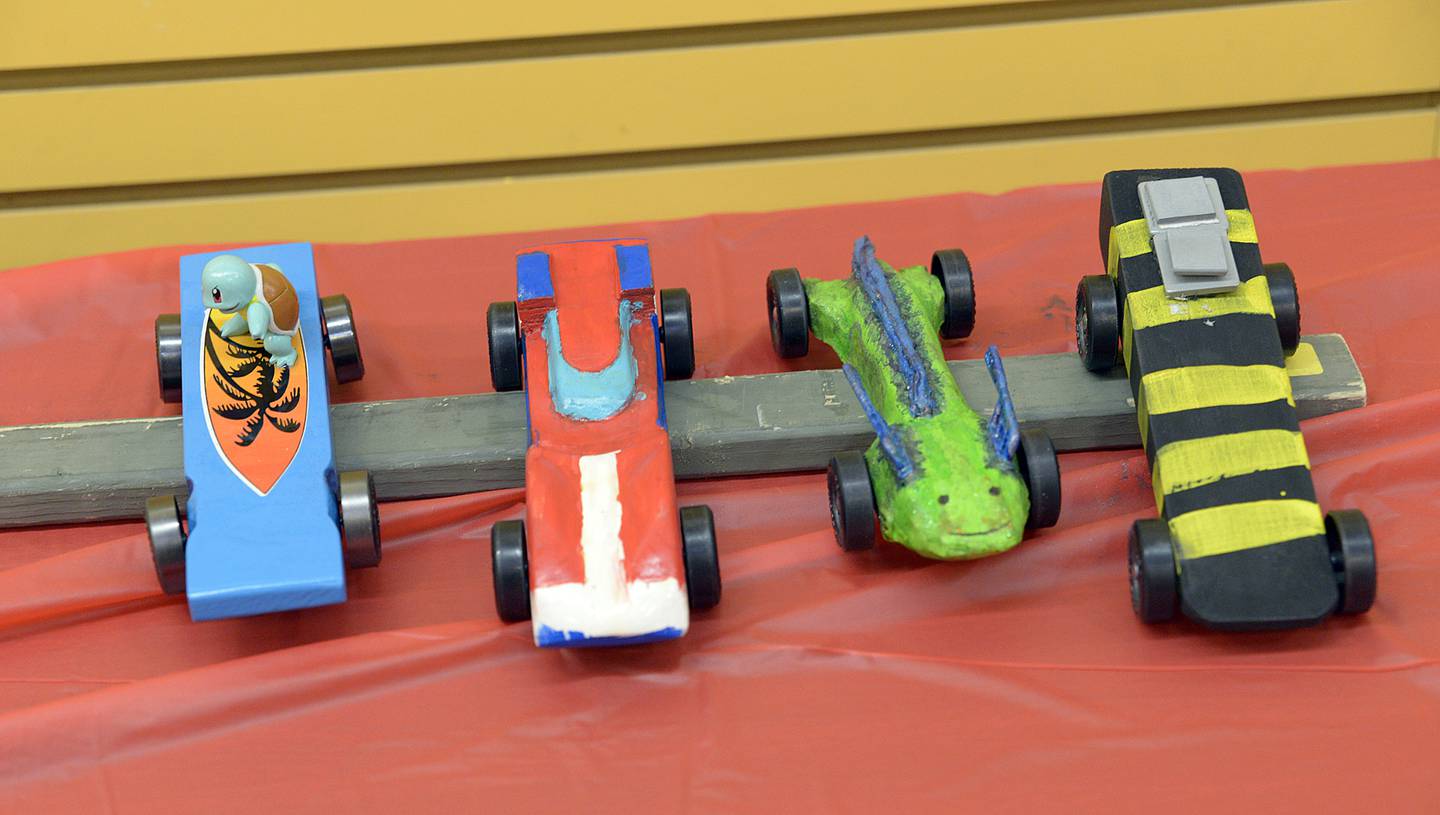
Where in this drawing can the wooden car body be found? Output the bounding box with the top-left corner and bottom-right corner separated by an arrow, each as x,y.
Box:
1102,169 -> 1337,629
179,243 -> 348,620
514,240 -> 688,646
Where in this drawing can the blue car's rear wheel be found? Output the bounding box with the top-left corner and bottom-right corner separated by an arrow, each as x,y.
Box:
680,505 -> 721,611
486,301 -> 524,392
145,495 -> 187,596
155,313 -> 183,404
491,519 -> 531,623
321,294 -> 365,384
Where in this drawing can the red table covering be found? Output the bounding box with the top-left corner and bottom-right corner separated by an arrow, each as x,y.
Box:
1,161 -> 1437,813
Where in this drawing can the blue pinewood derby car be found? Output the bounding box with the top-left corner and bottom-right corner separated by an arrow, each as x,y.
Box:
147,243 -> 381,621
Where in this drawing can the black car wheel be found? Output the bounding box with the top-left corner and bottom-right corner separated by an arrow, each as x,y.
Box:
1129,519 -> 1178,623
145,495 -> 187,596
828,451 -> 878,552
155,313 -> 183,404
491,519 -> 531,623
659,288 -> 696,380
338,470 -> 381,569
320,294 -> 366,383
766,268 -> 810,358
1264,262 -> 1301,354
1326,509 -> 1377,615
680,505 -> 722,611
1075,274 -> 1120,372
930,248 -> 977,340
1016,429 -> 1062,529
486,301 -> 524,392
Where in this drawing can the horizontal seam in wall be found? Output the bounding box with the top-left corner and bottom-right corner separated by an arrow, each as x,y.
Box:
0,0 -> 1309,91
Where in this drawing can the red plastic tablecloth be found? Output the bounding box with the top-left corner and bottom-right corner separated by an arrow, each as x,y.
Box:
1,162 -> 1437,812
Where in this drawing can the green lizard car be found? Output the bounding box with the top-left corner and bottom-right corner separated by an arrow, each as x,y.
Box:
766,236 -> 1061,559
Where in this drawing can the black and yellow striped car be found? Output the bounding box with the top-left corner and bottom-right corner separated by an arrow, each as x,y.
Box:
1074,168 -> 1376,631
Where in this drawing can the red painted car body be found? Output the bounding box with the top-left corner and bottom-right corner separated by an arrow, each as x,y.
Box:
514,240 -> 688,646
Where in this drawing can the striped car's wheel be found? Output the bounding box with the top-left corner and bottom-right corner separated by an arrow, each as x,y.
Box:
1326,510 -> 1376,615
1129,519 -> 1178,623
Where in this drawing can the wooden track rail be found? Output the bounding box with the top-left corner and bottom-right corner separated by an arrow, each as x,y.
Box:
0,334 -> 1365,528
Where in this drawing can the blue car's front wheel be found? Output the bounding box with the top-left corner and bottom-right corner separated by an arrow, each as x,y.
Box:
145,495 -> 187,596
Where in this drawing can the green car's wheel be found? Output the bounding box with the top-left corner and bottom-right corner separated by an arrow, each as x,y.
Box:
828,451 -> 878,552
1326,510 -> 1376,615
1076,274 -> 1120,372
1129,519 -> 1178,624
490,519 -> 531,623
680,505 -> 722,611
767,268 -> 810,358
930,248 -> 977,340
1264,262 -> 1301,354
487,301 -> 524,393
1016,429 -> 1062,529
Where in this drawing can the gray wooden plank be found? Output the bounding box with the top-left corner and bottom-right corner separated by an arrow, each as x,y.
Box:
0,333 -> 1366,528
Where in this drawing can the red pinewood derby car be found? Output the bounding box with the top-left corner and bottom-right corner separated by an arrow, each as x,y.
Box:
484,240 -> 721,647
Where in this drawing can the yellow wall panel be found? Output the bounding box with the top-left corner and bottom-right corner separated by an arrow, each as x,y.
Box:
0,0 -> 1039,71
3,0 -> 1438,194
1,109 -> 1431,270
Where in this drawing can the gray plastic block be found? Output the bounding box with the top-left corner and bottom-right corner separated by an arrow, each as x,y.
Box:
1139,176 -> 1240,296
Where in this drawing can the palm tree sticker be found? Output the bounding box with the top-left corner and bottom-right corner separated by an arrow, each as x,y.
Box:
201,312 -> 309,495
205,320 -> 303,445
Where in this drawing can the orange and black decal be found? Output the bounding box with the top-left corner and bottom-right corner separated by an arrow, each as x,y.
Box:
201,311 -> 308,495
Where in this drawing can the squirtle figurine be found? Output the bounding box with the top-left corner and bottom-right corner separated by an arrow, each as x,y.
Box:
200,254 -> 301,367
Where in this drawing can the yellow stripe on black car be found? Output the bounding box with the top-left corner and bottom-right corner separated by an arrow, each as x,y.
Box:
1104,198 -> 1325,562
1152,429 -> 1311,511
1137,363 -> 1295,444
1123,275 -> 1275,369
1106,210 -> 1257,279
1168,499 -> 1326,560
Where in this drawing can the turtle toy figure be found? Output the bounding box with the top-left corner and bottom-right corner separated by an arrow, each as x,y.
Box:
200,253 -> 301,367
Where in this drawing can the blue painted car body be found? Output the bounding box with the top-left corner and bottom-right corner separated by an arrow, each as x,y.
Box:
178,242 -> 347,620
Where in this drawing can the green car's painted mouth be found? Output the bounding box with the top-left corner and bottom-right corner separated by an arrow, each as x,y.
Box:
949,525 -> 1006,538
